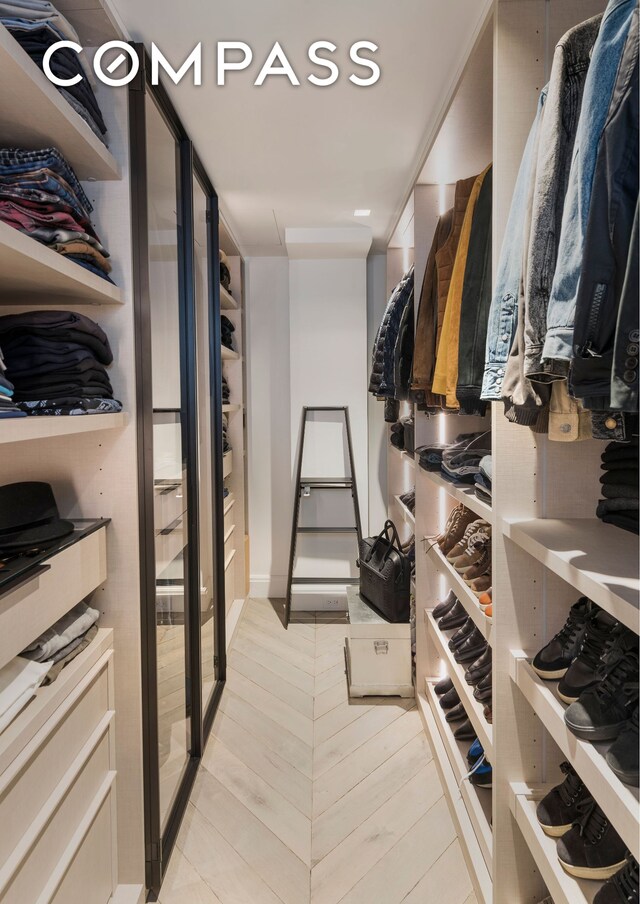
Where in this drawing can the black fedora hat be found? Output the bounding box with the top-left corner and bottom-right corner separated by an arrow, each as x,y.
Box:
0,482 -> 74,551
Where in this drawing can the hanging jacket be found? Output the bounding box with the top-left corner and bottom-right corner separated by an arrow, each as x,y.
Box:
432,166 -> 488,409
368,267 -> 414,398
393,283 -> 415,401
410,210 -> 452,406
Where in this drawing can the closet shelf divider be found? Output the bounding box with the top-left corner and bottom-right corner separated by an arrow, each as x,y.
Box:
511,651 -> 640,858
0,25 -> 120,182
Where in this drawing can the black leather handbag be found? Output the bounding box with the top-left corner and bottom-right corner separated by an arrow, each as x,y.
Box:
357,519 -> 411,622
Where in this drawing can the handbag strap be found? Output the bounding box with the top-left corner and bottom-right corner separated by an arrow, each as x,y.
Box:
365,519 -> 403,562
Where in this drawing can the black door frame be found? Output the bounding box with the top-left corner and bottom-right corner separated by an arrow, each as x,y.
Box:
129,44 -> 227,899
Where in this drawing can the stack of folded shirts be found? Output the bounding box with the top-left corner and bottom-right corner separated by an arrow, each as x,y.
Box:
220,249 -> 231,292
20,599 -> 99,685
0,1 -> 107,143
0,310 -> 122,415
416,442 -> 450,471
474,455 -> 492,503
0,343 -> 26,418
221,315 -> 235,351
0,655 -> 51,733
441,432 -> 492,484
222,374 -> 230,404
222,413 -> 231,453
0,147 -> 114,283
597,436 -> 639,535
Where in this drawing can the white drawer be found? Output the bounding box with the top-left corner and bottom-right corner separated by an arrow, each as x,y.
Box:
0,526 -> 107,672
154,481 -> 185,535
50,788 -> 114,904
0,728 -> 114,903
0,652 -> 112,867
155,514 -> 186,576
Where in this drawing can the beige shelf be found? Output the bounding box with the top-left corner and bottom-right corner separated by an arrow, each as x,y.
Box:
222,404 -> 241,413
511,653 -> 640,859
509,786 -> 601,904
0,221 -> 123,306
224,548 -> 237,571
502,517 -> 639,632
425,543 -> 492,643
417,691 -> 492,904
419,467 -> 492,520
220,285 -> 238,310
393,495 -> 415,528
425,680 -> 493,872
223,451 -> 232,479
0,24 -> 119,182
389,445 -> 416,470
221,345 -> 240,360
0,413 -> 127,444
425,610 -> 493,758
223,494 -> 236,516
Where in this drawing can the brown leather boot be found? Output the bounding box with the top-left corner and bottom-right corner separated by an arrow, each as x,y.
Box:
436,505 -> 477,555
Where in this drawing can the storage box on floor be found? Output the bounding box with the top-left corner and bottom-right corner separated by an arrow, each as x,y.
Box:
345,586 -> 413,697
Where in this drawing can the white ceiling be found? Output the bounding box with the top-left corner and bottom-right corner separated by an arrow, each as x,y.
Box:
110,0 -> 493,256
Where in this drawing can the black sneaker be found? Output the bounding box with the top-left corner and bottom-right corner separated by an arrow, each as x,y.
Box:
433,590 -> 457,620
594,854 -> 639,903
606,704 -> 639,787
465,647 -> 492,686
557,798 -> 627,880
558,608 -> 619,704
434,676 -> 454,696
473,670 -> 492,702
536,762 -> 590,836
532,597 -> 591,680
454,630 -> 487,664
565,632 -> 639,742
439,687 -> 460,710
438,600 -> 468,630
469,758 -> 492,789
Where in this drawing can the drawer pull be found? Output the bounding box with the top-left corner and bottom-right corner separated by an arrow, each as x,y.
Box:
0,564 -> 51,601
374,640 -> 389,655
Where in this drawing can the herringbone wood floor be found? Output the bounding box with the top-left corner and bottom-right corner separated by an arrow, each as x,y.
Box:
158,598 -> 477,904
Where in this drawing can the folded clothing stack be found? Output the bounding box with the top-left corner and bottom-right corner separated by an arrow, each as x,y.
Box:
474,455 -> 492,503
0,656 -> 50,733
441,432 -> 491,484
0,310 -> 122,415
0,343 -> 26,418
390,416 -> 414,452
0,147 -> 114,283
0,1 -> 107,143
20,599 -> 99,685
597,436 -> 639,535
221,314 -> 235,351
222,412 -> 230,453
222,374 -> 230,404
220,249 -> 231,292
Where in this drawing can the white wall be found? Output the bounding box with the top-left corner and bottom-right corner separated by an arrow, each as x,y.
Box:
246,255 -> 369,601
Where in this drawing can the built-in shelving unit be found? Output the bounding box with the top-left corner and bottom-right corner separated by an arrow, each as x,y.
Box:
419,467 -> 491,520
0,413 -> 127,444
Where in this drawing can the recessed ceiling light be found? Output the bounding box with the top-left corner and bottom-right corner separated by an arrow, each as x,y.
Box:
354,209 -> 371,217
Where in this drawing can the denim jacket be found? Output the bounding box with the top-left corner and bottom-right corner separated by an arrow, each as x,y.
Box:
542,0 -> 636,369
481,87 -> 547,400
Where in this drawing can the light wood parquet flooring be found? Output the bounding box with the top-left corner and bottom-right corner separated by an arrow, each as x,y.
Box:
158,598 -> 476,904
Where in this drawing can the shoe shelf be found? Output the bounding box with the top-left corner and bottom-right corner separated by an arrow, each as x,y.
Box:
221,345 -> 240,360
417,690 -> 492,904
0,412 -> 127,444
223,494 -> 235,517
393,495 -> 415,527
224,548 -> 236,572
425,543 -> 492,643
222,404 -> 241,413
419,467 -> 492,521
0,24 -> 120,182
223,451 -> 232,479
424,679 -> 493,872
501,517 -> 639,632
510,652 -> 640,859
0,221 -> 123,307
220,285 -> 238,310
509,784 -> 601,904
425,609 -> 493,758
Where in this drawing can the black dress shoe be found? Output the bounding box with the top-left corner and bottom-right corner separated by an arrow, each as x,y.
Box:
433,590 -> 457,619
465,647 -> 492,683
473,671 -> 492,702
454,629 -> 487,664
445,702 -> 467,723
439,600 -> 468,630
448,618 -> 474,651
454,719 -> 476,740
434,676 -> 453,696
439,687 -> 460,710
